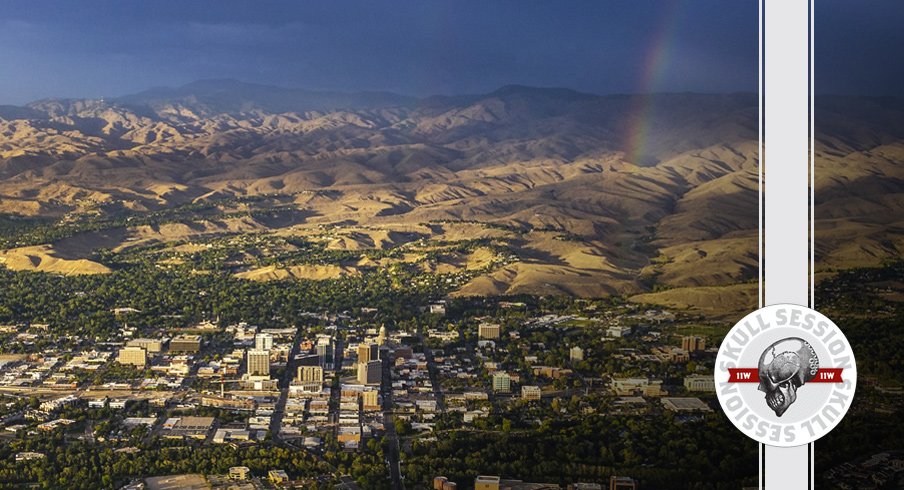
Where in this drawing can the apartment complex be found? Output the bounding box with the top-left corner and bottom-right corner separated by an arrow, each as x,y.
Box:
117,346 -> 147,367
297,365 -> 324,383
492,373 -> 511,393
246,349 -> 270,377
478,323 -> 501,339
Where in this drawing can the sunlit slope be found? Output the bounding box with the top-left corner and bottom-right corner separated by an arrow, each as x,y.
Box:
0,83 -> 901,314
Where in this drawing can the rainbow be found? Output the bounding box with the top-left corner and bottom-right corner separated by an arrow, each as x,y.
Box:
623,0 -> 683,166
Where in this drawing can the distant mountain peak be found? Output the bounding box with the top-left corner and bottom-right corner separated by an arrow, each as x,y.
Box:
489,84 -> 595,100
113,80 -> 417,115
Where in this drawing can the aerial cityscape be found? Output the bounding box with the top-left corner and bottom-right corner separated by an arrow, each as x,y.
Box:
0,1 -> 903,489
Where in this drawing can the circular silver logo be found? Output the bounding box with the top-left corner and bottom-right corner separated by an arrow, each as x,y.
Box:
715,304 -> 856,447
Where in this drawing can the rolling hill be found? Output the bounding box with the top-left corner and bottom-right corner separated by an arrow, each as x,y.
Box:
1,80 -> 902,317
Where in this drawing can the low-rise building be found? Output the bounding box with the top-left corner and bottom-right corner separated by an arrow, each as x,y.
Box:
609,476 -> 637,490
170,335 -> 201,353
268,469 -> 290,484
40,395 -> 78,413
569,484 -> 602,490
229,466 -> 251,481
361,390 -> 380,410
127,338 -> 164,354
684,374 -> 716,392
15,452 -> 45,462
521,385 -> 542,400
118,346 -> 147,367
201,395 -> 255,411
213,428 -> 252,444
611,377 -> 664,396
475,475 -> 501,490
661,397 -> 713,413
162,416 -> 215,440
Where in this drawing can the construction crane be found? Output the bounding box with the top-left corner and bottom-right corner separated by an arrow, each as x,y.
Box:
212,375 -> 244,397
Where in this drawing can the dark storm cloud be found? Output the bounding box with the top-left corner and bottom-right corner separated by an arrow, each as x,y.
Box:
816,0 -> 904,96
0,1 -> 897,104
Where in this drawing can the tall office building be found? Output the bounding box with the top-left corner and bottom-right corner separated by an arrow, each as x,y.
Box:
297,365 -> 324,383
357,342 -> 379,364
316,336 -> 333,365
118,346 -> 147,367
492,373 -> 511,393
478,323 -> 501,339
255,333 -> 274,351
246,349 -> 270,377
357,359 -> 382,385
296,353 -> 321,367
681,336 -> 706,353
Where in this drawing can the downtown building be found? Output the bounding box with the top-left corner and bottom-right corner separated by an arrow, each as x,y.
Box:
492,373 -> 511,393
357,359 -> 382,385
255,332 -> 274,351
357,342 -> 379,364
297,365 -> 324,383
170,334 -> 201,353
126,338 -> 164,354
117,346 -> 147,367
683,374 -> 716,392
521,385 -> 541,400
478,323 -> 501,339
246,349 -> 270,377
681,335 -> 706,353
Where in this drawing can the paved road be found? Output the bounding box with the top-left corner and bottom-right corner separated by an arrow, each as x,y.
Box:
416,326 -> 446,412
336,475 -> 362,490
269,328 -> 304,441
381,350 -> 405,490
0,411 -> 22,425
327,337 -> 345,440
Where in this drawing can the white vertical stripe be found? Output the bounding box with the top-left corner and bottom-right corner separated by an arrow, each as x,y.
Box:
764,0 -> 809,307
762,0 -> 812,488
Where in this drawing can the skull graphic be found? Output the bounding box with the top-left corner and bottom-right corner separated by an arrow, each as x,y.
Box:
757,337 -> 819,417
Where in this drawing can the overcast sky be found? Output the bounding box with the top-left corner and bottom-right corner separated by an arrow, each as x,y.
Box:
0,1 -> 900,104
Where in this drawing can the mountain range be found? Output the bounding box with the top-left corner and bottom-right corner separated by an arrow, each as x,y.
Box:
1,80 -> 903,316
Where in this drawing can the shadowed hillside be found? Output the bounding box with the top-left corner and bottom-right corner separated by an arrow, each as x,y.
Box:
1,81 -> 902,316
